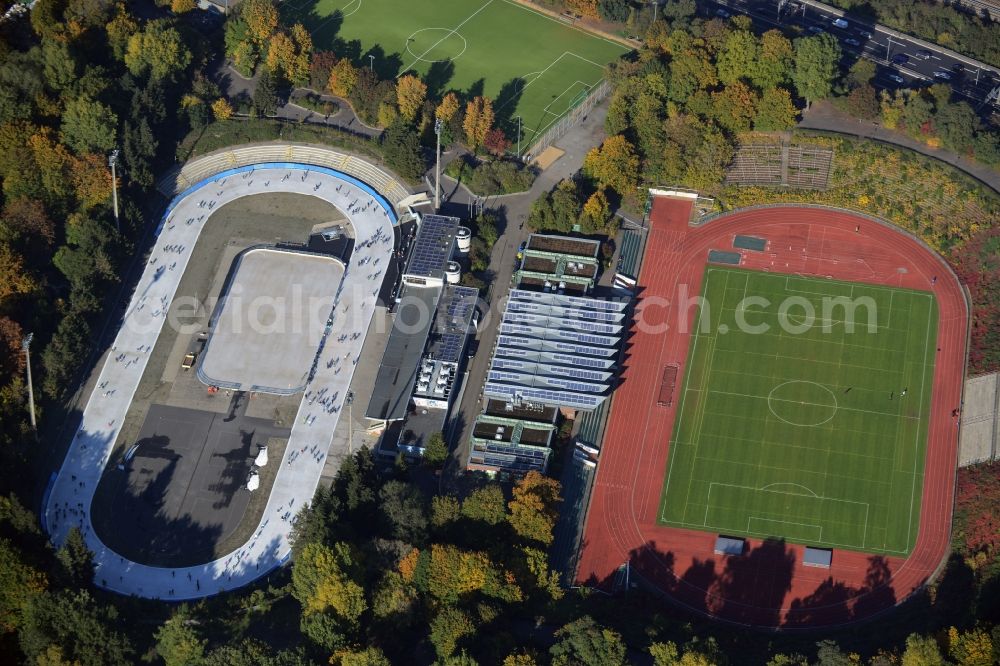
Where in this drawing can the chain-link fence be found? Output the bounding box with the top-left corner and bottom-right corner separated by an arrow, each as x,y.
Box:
521,79 -> 611,162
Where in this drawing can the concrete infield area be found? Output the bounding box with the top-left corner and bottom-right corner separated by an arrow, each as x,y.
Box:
199,248 -> 344,393
94,404 -> 290,566
44,163 -> 396,599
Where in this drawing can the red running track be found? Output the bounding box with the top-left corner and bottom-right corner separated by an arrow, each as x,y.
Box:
576,201 -> 969,627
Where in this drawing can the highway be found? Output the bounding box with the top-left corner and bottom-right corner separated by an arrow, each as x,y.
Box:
702,0 -> 1000,109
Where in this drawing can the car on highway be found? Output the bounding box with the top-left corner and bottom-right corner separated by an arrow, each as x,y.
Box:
844,37 -> 861,47
887,74 -> 906,84
916,49 -> 933,60
715,8 -> 731,18
807,25 -> 824,34
832,18 -> 849,29
933,70 -> 952,80
891,53 -> 909,65
859,30 -> 872,39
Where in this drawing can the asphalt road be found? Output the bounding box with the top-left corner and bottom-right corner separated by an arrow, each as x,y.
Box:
703,0 -> 1000,107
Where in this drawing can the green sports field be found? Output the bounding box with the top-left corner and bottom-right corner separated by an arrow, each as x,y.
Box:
659,267 -> 938,556
283,0 -> 629,146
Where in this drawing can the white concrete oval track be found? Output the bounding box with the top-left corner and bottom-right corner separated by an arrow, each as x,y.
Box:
44,163 -> 397,599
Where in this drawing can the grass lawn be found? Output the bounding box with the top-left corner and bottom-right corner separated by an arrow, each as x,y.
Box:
282,0 -> 629,145
659,267 -> 938,556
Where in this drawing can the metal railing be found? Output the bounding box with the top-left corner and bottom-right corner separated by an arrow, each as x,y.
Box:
158,143 -> 411,207
522,79 -> 612,162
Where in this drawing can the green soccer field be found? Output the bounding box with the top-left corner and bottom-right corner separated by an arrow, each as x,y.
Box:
659,267 -> 938,556
282,0 -> 629,147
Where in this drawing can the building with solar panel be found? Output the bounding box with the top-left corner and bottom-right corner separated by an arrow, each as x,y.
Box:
465,233 -> 629,477
365,213 -> 479,458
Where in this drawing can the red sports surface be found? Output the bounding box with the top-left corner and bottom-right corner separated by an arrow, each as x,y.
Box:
576,201 -> 968,627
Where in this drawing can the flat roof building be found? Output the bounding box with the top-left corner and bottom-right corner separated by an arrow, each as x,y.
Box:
514,233 -> 602,294
466,400 -> 558,476
483,289 -> 627,413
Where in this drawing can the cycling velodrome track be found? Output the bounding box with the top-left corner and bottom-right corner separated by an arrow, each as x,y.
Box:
44,149 -> 406,600
577,199 -> 969,627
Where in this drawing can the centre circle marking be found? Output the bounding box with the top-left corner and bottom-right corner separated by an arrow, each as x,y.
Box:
405,28 -> 468,63
767,380 -> 838,426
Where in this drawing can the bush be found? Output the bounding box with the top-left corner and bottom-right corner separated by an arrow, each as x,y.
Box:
291,92 -> 339,117
444,156 -> 535,196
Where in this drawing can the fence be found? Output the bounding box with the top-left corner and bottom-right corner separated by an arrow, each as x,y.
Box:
157,143 -> 411,207
521,79 -> 612,163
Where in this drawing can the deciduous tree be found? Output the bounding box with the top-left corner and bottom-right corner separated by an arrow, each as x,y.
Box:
211,98 -> 233,121
436,92 -> 461,122
291,542 -> 367,624
507,471 -> 561,545
751,30 -> 793,90
461,484 -> 507,525
423,432 -> 448,467
550,616 -> 626,666
792,34 -> 841,107
124,20 -> 192,81
583,135 -> 638,196
69,153 -> 113,211
0,538 -> 47,634
463,96 -> 494,150
396,74 -> 427,122
155,610 -> 206,666
754,87 -> 799,131
0,243 -> 36,302
242,0 -> 279,46
429,606 -> 475,660
328,58 -> 359,98
716,29 -> 758,86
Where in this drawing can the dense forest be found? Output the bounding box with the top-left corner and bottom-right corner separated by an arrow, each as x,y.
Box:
0,0 -> 998,663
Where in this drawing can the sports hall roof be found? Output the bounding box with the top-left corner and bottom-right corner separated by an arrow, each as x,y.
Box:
482,289 -> 627,412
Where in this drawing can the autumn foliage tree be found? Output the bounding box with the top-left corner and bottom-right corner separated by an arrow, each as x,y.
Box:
463,96 -> 494,151
328,58 -> 359,98
395,74 -> 427,123
583,134 -> 639,197
507,471 -> 561,546
435,92 -> 460,122
291,542 -> 367,625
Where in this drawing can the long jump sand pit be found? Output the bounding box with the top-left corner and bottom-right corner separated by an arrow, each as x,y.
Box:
198,247 -> 344,393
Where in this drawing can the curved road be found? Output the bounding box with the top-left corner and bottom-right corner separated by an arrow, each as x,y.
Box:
44,164 -> 396,599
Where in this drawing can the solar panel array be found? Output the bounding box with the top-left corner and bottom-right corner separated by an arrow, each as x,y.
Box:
483,290 -> 628,412
430,285 -> 479,363
405,215 -> 459,279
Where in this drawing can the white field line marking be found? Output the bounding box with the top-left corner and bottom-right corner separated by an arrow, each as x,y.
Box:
398,0 -> 494,75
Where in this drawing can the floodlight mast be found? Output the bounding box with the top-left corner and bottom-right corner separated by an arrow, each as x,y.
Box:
109,149 -> 120,233
22,333 -> 36,435
434,117 -> 442,211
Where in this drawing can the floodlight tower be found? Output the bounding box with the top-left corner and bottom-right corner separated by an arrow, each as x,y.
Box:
109,149 -> 120,233
514,115 -> 522,158
22,333 -> 36,434
434,117 -> 442,211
